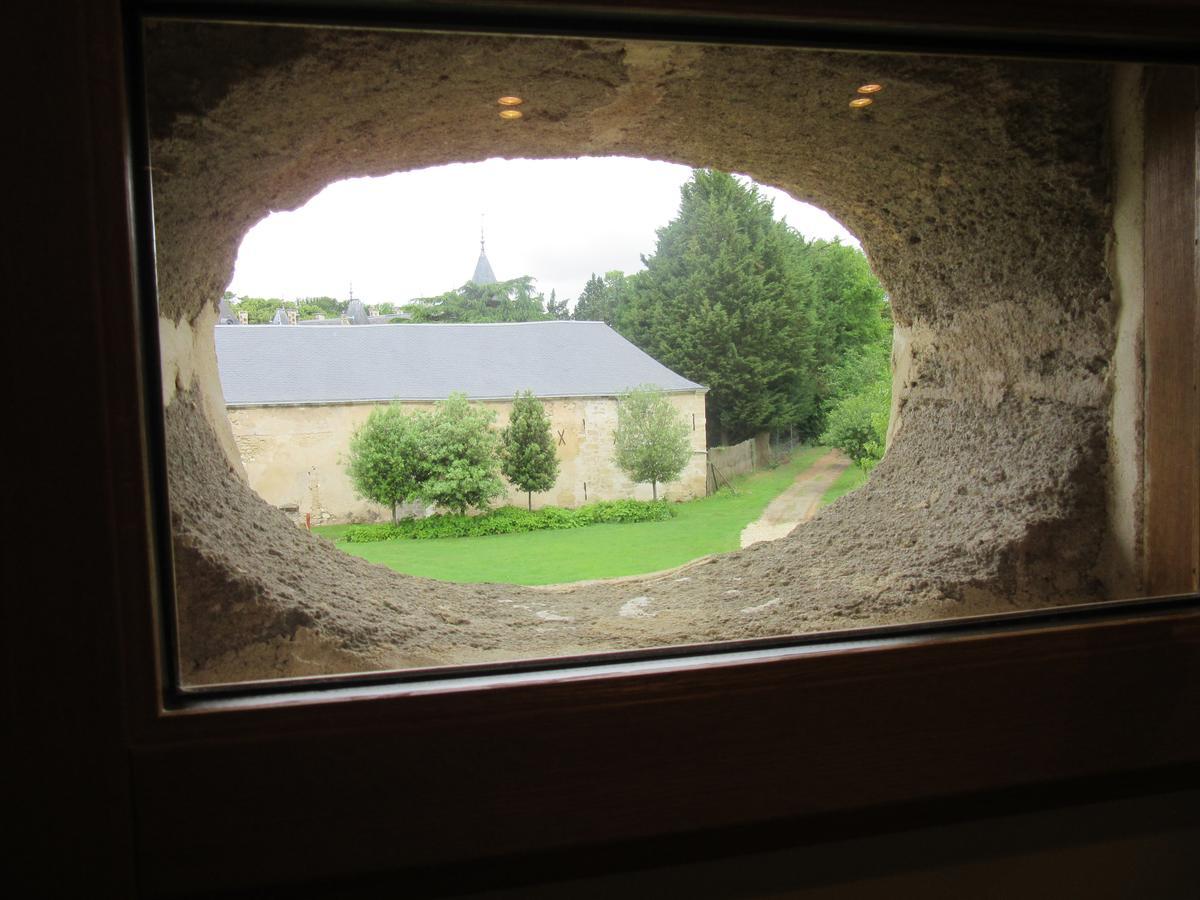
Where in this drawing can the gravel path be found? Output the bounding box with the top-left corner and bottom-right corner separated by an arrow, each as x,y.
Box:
739,450 -> 852,548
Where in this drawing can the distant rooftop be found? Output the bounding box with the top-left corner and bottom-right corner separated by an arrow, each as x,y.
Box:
215,321 -> 706,406
217,297 -> 239,325
472,234 -> 497,286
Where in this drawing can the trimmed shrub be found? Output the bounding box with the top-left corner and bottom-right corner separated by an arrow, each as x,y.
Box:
341,499 -> 675,543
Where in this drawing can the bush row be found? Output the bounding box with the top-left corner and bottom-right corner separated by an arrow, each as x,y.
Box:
341,499 -> 676,543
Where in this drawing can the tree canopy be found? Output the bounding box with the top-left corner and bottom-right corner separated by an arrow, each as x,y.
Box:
345,394 -> 506,519
499,391 -> 560,509
226,294 -> 351,324
613,385 -> 692,500
819,329 -> 892,469
345,404 -> 431,523
617,169 -> 889,445
403,276 -> 559,323
544,289 -> 570,320
573,270 -> 633,326
419,393 -> 506,514
618,170 -> 813,444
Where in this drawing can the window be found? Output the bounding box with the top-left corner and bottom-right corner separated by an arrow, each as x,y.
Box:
147,17 -> 1185,690
15,1 -> 1199,895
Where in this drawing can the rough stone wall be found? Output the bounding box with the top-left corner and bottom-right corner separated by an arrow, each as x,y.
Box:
228,391 -> 708,522
566,394 -> 708,505
143,22 -> 1126,682
709,438 -> 760,483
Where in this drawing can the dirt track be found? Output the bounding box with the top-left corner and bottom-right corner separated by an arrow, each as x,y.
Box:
740,451 -> 852,548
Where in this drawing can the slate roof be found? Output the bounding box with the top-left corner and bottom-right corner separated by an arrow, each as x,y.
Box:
471,247 -> 497,286
214,321 -> 706,406
296,315 -> 344,326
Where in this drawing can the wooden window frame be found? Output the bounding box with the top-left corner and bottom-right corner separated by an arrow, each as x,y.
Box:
11,1 -> 1200,895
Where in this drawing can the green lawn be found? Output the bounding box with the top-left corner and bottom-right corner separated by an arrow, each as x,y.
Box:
819,463 -> 869,507
314,446 -> 828,585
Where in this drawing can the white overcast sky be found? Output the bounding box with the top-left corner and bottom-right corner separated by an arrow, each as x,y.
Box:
228,156 -> 859,307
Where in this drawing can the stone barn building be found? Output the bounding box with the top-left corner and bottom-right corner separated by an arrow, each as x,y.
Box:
215,319 -> 708,523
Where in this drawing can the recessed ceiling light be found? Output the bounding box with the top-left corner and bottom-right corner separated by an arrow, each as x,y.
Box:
498,96 -> 523,106
499,109 -> 524,120
857,84 -> 884,94
849,97 -> 873,109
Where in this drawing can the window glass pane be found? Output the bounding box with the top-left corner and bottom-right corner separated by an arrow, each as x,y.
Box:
144,18 -> 1151,687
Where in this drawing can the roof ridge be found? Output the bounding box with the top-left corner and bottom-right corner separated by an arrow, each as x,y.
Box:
214,319 -> 706,405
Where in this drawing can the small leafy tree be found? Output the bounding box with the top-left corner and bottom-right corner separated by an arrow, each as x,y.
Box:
819,380 -> 890,470
345,404 -> 430,523
613,385 -> 691,500
818,326 -> 892,469
499,391 -> 560,509
420,393 -> 506,514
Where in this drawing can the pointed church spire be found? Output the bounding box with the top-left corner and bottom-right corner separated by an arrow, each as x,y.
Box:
472,216 -> 497,286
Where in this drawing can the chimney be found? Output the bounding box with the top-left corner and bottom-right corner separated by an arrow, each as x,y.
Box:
286,308 -> 298,326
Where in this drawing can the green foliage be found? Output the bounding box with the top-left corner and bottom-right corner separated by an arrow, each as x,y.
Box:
297,296 -> 348,320
340,499 -> 675,542
801,241 -> 890,371
317,447 -> 828,584
499,392 -> 560,509
618,170 -> 816,444
227,295 -> 350,323
819,334 -> 892,411
228,295 -> 282,324
817,323 -> 892,469
544,289 -> 570,320
345,404 -> 431,523
419,392 -> 506,514
617,169 -> 891,445
345,393 -> 507,519
573,270 -> 632,325
819,386 -> 888,469
613,385 -> 692,500
404,276 -> 555,323
575,498 -> 675,524
819,363 -> 890,470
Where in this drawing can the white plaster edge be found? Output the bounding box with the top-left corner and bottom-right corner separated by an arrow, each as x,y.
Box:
160,306 -> 248,480
1104,62 -> 1147,598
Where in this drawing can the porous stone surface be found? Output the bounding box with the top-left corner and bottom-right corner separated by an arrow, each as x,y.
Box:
144,23 -> 1116,682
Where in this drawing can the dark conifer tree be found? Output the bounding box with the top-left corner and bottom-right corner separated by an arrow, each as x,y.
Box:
620,170 -> 816,444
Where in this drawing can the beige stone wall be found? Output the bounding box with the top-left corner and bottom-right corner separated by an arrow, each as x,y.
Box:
227,391 -> 707,523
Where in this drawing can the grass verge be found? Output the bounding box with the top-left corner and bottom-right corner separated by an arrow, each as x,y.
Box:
819,464 -> 869,507
315,446 -> 828,585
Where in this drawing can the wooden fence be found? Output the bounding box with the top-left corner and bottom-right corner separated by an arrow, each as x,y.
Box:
706,434 -> 757,494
